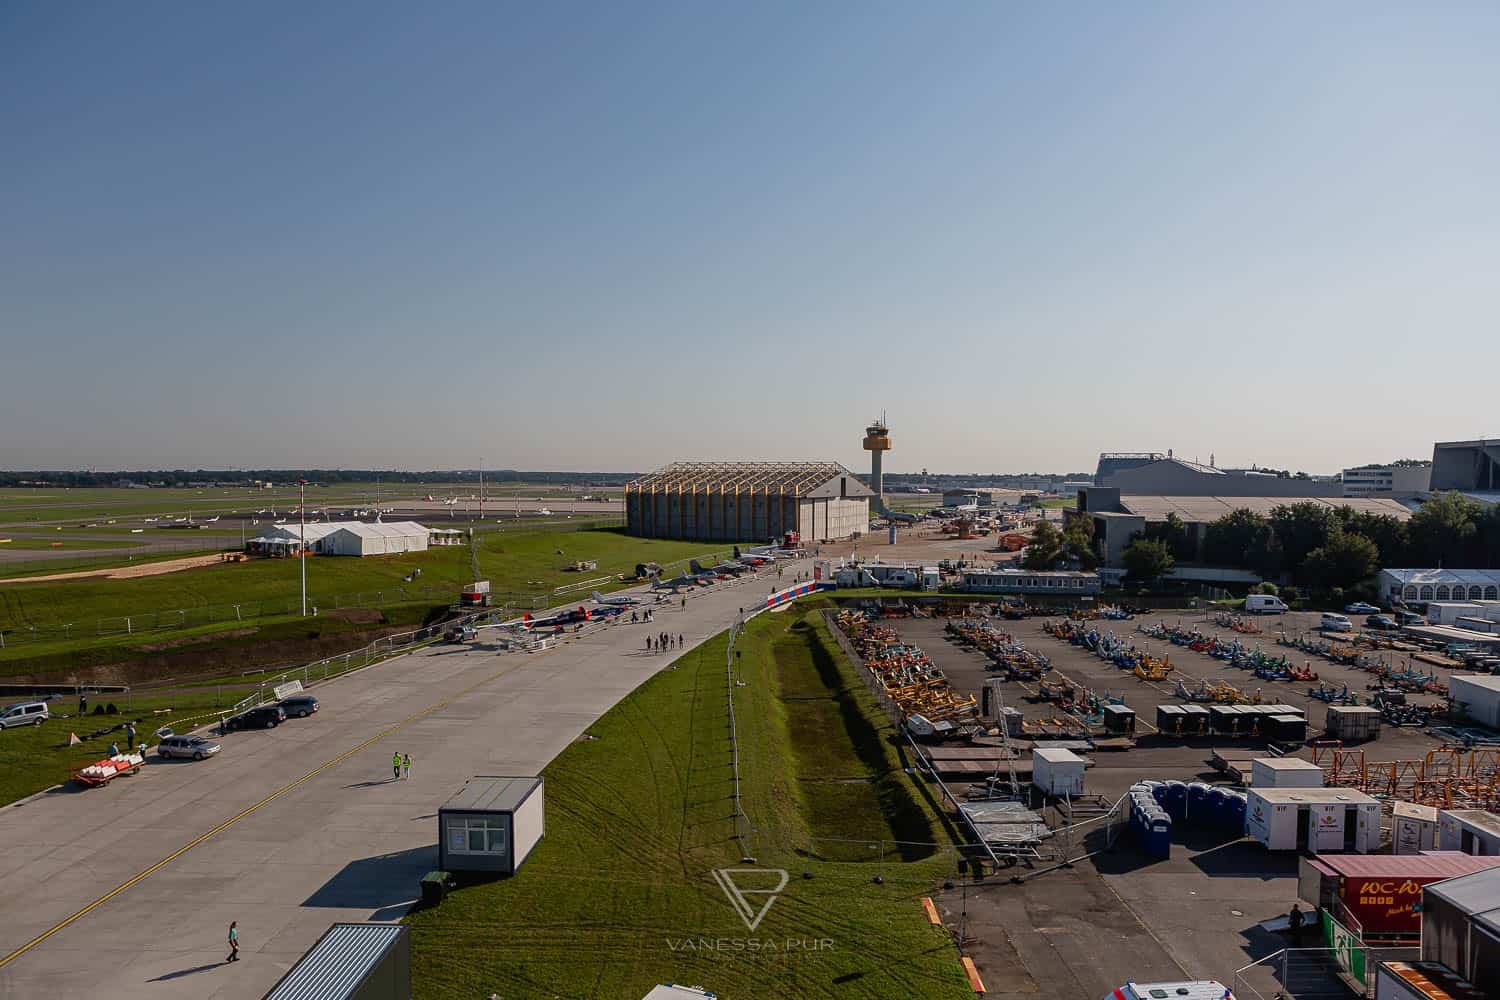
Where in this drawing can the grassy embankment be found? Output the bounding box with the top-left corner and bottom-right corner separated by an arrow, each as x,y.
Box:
406,605 -> 970,998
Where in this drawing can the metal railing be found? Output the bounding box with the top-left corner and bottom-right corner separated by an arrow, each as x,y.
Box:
1233,945 -> 1419,999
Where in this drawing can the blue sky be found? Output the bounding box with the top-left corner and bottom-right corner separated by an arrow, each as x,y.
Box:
3,2 -> 1498,474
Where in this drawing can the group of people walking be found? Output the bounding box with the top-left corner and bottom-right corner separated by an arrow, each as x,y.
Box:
646,633 -> 684,653
392,751 -> 411,780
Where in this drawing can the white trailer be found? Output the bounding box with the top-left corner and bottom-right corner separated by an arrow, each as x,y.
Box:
1031,748 -> 1085,797
1391,801 -> 1439,855
1246,788 -> 1380,853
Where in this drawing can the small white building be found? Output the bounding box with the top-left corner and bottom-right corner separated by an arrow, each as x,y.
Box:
1031,748 -> 1086,797
1251,757 -> 1324,790
1245,787 -> 1380,853
1438,809 -> 1500,857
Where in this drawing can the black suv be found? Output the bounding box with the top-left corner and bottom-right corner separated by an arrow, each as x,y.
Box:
277,695 -> 319,718
226,705 -> 286,731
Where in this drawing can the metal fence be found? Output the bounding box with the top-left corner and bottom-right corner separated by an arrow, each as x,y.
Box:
1233,945 -> 1420,1000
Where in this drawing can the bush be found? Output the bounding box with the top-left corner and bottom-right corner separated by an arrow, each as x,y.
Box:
1281,586 -> 1301,604
1252,582 -> 1279,596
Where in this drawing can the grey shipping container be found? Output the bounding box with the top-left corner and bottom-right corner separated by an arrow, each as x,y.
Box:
264,923 -> 410,1000
1325,705 -> 1382,742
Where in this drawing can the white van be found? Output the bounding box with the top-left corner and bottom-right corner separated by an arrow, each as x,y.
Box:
1321,612 -> 1353,633
0,701 -> 50,729
1245,594 -> 1289,614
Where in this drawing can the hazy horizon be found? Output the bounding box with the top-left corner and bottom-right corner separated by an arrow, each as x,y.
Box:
5,3 -> 1497,475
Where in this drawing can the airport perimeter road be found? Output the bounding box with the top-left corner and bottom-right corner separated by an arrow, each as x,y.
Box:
0,565 -> 800,999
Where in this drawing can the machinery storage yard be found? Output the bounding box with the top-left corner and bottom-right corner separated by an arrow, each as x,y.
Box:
829,597 -> 1500,998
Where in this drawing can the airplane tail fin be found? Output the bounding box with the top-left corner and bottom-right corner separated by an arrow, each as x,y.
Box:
690,560 -> 705,575
592,591 -> 605,603
733,545 -> 741,559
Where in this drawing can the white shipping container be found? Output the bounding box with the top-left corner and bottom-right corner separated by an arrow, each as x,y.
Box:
1252,757 -> 1324,790
1448,675 -> 1500,730
1031,748 -> 1085,798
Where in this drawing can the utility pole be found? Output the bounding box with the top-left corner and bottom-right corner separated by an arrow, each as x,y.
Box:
298,478 -> 308,617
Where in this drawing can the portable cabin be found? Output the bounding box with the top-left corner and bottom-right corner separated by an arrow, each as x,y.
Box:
1031,748 -> 1085,797
438,776 -> 544,875
1251,757 -> 1324,790
1438,810 -> 1500,857
1246,787 -> 1380,853
1393,802 -> 1441,855
1419,868 -> 1500,993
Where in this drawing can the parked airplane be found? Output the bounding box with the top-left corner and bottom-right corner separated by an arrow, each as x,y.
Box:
592,590 -> 641,607
691,559 -> 748,577
652,573 -> 710,592
203,515 -> 220,523
886,511 -> 921,524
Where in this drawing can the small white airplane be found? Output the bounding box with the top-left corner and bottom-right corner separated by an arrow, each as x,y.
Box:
204,515 -> 220,523
537,507 -> 553,516
592,590 -> 641,607
442,497 -> 459,506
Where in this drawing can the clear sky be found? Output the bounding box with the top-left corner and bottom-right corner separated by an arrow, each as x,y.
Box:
4,2 -> 1498,475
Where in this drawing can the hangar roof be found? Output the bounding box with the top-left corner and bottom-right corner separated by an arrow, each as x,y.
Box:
1117,495 -> 1412,523
626,462 -> 874,497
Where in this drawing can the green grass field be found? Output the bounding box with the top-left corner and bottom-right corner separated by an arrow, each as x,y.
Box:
0,529 -> 736,680
0,536 -> 142,551
406,605 -> 970,998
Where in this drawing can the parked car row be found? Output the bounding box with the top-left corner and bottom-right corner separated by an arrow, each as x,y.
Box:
223,694 -> 321,732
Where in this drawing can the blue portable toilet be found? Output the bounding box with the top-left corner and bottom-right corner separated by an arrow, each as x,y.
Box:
1226,790 -> 1247,831
1143,813 -> 1172,860
1150,782 -> 1168,806
1206,787 -> 1231,829
1163,780 -> 1188,821
1187,781 -> 1211,820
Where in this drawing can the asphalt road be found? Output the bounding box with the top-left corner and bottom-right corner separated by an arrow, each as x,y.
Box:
0,563 -> 797,999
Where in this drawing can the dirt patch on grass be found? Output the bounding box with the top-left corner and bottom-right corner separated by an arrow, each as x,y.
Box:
6,621 -> 422,687
325,608 -> 387,625
131,628 -> 259,652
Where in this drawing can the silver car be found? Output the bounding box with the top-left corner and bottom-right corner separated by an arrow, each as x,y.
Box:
156,735 -> 221,761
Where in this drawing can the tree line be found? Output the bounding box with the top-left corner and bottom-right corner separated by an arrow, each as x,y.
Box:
0,469 -> 637,488
1023,493 -> 1500,598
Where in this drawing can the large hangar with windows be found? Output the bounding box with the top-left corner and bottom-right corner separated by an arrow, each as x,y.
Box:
624,461 -> 873,542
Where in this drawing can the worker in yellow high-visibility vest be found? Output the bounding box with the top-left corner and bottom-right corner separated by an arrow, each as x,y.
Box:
392,751 -> 402,781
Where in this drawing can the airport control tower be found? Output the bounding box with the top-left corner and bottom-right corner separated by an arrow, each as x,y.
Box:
863,416 -> 891,512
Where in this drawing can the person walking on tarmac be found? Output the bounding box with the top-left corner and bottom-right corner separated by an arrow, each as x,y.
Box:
226,921 -> 239,963
402,753 -> 411,780
392,751 -> 402,781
